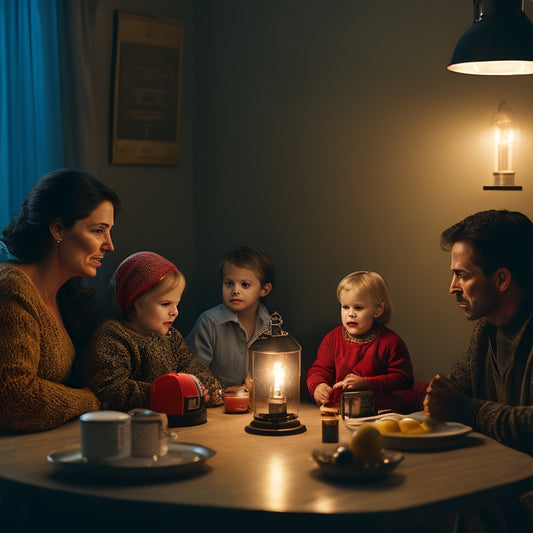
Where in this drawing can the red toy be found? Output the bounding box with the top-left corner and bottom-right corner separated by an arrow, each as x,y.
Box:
151,373 -> 207,427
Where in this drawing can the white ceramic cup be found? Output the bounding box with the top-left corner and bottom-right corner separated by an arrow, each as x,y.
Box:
128,409 -> 169,458
80,411 -> 131,461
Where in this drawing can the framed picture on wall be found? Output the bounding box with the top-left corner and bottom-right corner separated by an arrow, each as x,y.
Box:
111,12 -> 183,165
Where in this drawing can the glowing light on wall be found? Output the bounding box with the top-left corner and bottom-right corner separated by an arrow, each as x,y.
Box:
484,102 -> 522,190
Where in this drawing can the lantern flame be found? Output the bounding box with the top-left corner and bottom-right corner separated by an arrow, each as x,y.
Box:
272,362 -> 284,399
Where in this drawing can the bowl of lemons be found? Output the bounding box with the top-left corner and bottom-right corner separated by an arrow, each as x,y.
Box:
368,412 -> 472,451
312,425 -> 403,481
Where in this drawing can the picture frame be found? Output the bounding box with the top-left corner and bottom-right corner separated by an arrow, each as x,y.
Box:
111,12 -> 183,166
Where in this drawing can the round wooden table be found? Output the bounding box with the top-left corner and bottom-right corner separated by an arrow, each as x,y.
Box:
1,403 -> 532,532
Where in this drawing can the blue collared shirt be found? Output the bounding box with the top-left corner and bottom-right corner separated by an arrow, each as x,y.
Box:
185,303 -> 271,388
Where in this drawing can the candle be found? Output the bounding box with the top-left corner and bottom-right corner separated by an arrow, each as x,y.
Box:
268,362 -> 287,415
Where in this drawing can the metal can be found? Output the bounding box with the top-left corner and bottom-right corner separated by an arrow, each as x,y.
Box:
341,390 -> 376,418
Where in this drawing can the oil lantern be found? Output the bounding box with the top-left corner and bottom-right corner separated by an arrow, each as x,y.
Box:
245,312 -> 306,435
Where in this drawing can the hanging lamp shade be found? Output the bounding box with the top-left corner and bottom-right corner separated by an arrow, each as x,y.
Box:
448,0 -> 533,75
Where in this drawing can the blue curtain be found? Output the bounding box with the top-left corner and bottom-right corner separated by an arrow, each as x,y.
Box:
0,0 -> 65,231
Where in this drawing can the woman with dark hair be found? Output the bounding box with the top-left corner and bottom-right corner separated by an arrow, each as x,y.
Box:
0,168 -> 121,432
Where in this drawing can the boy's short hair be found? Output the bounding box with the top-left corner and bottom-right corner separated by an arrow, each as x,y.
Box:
218,246 -> 275,286
336,270 -> 392,328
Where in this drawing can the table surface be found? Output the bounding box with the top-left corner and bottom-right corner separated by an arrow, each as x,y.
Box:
1,403 -> 533,530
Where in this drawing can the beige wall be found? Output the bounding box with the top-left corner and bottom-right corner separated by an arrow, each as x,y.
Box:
83,0 -> 197,297
85,1 -> 533,392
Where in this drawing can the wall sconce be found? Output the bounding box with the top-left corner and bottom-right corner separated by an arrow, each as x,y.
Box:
245,312 -> 306,436
448,0 -> 533,75
484,102 -> 522,190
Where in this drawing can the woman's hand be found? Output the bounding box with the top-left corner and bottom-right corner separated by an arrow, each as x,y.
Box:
332,373 -> 368,391
314,383 -> 332,405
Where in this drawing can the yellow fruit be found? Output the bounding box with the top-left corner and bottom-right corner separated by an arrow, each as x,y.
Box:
399,417 -> 426,434
349,424 -> 384,462
374,419 -> 401,434
420,416 -> 438,433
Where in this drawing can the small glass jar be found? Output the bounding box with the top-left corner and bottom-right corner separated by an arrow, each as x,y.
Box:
224,386 -> 250,413
320,405 -> 339,443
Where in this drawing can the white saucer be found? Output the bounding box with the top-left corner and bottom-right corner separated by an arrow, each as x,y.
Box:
47,441 -> 215,481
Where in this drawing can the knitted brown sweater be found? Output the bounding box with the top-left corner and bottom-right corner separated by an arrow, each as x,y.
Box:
449,304 -> 533,455
0,263 -> 100,433
84,318 -> 224,411
449,304 -> 533,530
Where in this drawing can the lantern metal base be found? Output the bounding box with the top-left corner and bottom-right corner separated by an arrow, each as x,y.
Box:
245,413 -> 306,436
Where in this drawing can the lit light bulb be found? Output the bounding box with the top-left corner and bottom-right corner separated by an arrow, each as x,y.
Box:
493,102 -> 514,183
484,102 -> 521,189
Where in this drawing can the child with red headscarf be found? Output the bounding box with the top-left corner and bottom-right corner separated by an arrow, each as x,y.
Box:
84,251 -> 223,411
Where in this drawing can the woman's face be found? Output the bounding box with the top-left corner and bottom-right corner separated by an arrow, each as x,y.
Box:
58,200 -> 115,278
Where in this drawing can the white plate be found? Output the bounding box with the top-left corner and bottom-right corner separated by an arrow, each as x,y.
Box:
341,411 -> 397,427
312,448 -> 403,481
47,441 -> 215,481
344,412 -> 472,451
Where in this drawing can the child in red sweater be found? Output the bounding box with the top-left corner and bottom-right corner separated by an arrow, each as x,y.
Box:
306,270 -> 414,410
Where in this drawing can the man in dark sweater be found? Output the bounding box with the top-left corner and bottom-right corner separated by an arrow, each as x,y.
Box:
424,209 -> 533,532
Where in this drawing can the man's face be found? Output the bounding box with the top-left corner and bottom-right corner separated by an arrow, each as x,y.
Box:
449,241 -> 501,323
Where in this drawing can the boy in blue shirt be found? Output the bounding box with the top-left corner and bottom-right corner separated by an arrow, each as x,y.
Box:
186,246 -> 274,389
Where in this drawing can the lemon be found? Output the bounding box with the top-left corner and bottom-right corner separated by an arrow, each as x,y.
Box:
349,424 -> 384,462
420,416 -> 438,433
374,418 -> 401,434
399,417 -> 426,434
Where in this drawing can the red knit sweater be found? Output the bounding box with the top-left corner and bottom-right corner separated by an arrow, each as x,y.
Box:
306,326 -> 414,409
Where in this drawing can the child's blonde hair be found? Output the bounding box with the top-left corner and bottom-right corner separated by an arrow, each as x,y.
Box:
136,269 -> 184,306
336,270 -> 392,328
